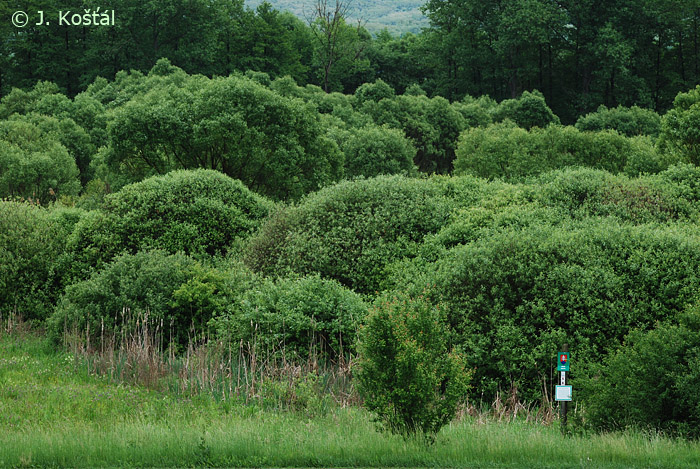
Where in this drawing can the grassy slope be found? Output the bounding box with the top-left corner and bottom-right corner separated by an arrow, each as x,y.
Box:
1,332 -> 699,468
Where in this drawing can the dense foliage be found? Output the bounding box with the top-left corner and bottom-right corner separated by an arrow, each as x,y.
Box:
356,293 -> 471,438
212,275 -> 368,360
244,175 -> 455,295
581,309 -> 700,438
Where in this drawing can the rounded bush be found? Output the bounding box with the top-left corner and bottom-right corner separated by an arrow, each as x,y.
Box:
65,169 -> 273,280
575,105 -> 661,138
342,125 -> 417,178
394,219 -> 700,401
454,124 -> 661,180
212,275 -> 368,360
0,202 -> 75,321
492,90 -> 560,130
48,251 -> 250,347
244,175 -> 455,295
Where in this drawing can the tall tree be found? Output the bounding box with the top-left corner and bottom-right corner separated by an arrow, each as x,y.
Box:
308,0 -> 371,92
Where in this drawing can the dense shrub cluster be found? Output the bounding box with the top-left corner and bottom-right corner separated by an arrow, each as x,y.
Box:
0,202 -> 81,321
212,275 -> 368,360
66,169 -> 273,281
8,59 -> 700,438
244,175 -> 455,295
491,90 -> 560,130
454,123 -> 671,180
581,309 -> 700,437
48,251 -> 253,347
575,105 -> 662,137
392,219 -> 700,401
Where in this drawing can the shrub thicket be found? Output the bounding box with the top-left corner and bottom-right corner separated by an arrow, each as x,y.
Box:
491,90 -> 560,130
342,125 -> 417,178
454,123 -> 668,180
0,202 -> 80,321
244,175 -> 455,295
66,169 -> 273,281
392,219 -> 700,401
48,251 -> 252,347
212,275 -> 368,360
580,309 -> 700,438
575,105 -> 662,137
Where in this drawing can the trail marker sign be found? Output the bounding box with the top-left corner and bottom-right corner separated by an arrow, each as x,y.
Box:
557,352 -> 569,371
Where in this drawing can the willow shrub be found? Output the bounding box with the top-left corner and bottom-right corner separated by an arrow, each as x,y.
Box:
0,202 -> 82,321
580,308 -> 700,438
392,219 -> 700,402
65,169 -> 273,282
454,123 -> 668,180
48,251 -> 253,348
211,275 -> 368,361
244,175 -> 455,296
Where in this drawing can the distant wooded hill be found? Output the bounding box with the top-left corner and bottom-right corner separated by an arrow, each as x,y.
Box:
245,0 -> 428,34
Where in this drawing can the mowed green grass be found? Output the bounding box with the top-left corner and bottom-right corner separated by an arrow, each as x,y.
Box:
1,333 -> 698,468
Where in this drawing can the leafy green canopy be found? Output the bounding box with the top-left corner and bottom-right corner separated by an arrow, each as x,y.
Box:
0,81 -> 105,184
341,125 -> 417,178
0,116 -> 81,203
581,309 -> 700,438
211,275 -> 368,360
575,104 -> 662,138
104,63 -> 342,200
66,169 -> 273,282
244,175 -> 456,295
454,122 -> 671,180
660,85 -> 700,165
356,293 -> 471,438
0,202 -> 83,321
48,251 -> 254,348
359,94 -> 467,173
393,218 -> 700,401
491,90 -> 560,130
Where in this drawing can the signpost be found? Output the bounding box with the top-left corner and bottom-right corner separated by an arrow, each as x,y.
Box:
555,344 -> 571,432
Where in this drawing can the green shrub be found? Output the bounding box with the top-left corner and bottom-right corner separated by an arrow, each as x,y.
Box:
575,105 -> 662,138
48,251 -> 251,347
454,124 -> 662,180
361,94 -> 466,173
354,79 -> 395,106
0,116 -> 80,203
392,219 -> 700,402
244,175 -> 455,295
581,309 -> 700,437
492,90 -> 560,129
659,85 -> 700,165
212,275 -> 367,360
355,293 -> 471,438
0,202 -> 75,321
342,125 -> 417,178
534,168 -> 685,223
65,169 -> 273,281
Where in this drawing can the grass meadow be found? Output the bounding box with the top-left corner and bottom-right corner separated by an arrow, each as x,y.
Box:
1,325 -> 699,468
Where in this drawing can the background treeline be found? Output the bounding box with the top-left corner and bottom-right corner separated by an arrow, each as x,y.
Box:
3,0 -> 700,120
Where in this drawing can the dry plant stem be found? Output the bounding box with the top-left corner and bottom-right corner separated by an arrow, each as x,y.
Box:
65,312 -> 357,408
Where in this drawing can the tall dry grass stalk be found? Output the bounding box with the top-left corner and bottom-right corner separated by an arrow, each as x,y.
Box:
64,308 -> 358,409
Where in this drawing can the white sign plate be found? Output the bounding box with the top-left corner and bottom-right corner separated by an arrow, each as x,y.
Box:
555,385 -> 572,402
